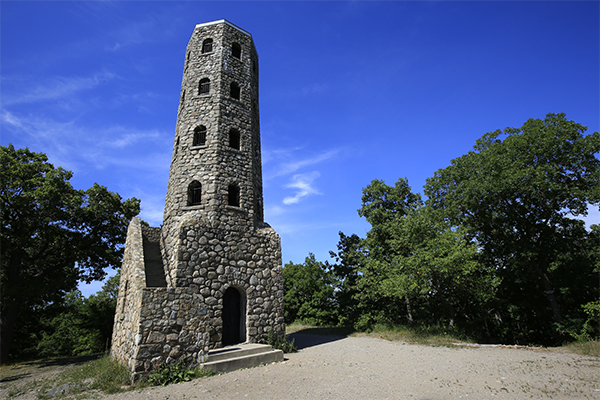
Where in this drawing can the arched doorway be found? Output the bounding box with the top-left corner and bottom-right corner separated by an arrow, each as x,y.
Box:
222,286 -> 246,346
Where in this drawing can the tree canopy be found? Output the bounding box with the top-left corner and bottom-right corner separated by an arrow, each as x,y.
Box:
425,113 -> 600,342
283,113 -> 599,345
1,144 -> 140,362
282,254 -> 337,325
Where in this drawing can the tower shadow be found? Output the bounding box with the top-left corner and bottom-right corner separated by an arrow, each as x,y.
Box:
286,327 -> 353,350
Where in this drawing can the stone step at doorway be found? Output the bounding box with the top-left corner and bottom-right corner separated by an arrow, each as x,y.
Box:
201,343 -> 284,373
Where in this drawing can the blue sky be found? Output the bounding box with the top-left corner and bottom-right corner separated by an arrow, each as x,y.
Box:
2,1 -> 599,297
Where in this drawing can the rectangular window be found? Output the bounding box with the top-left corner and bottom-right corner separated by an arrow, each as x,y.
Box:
199,79 -> 210,95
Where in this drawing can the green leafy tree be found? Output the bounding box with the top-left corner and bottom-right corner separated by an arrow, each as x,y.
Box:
35,290 -> 87,357
425,113 -> 600,344
1,145 -> 139,362
76,273 -> 120,353
283,253 -> 337,325
34,274 -> 120,357
349,179 -> 425,329
328,232 -> 367,326
352,179 -> 495,334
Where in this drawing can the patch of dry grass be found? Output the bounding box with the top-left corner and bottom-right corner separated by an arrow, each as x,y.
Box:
287,322 -> 600,356
355,323 -> 469,347
563,340 -> 600,357
286,322 -> 468,347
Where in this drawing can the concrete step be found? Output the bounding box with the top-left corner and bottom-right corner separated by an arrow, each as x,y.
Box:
207,343 -> 275,362
202,343 -> 284,373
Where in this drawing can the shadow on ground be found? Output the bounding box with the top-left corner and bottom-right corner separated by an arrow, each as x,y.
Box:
0,354 -> 102,383
287,327 -> 354,350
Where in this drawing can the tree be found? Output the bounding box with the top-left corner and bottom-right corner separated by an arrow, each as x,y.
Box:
328,232 -> 366,326
282,254 -> 337,325
425,113 -> 600,344
34,274 -> 120,358
351,179 -> 425,329
0,145 -> 140,362
351,178 -> 495,334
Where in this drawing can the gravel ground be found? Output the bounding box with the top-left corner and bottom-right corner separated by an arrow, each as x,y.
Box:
3,334 -> 599,400
101,333 -> 599,400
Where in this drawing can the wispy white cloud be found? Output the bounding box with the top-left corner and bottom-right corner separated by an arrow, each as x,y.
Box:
2,72 -> 117,106
268,219 -> 348,235
302,83 -> 329,96
126,187 -> 166,226
262,146 -> 342,208
266,148 -> 340,179
100,128 -> 162,149
264,204 -> 286,219
0,110 -> 170,174
283,171 -> 321,205
104,17 -> 165,52
262,145 -> 306,165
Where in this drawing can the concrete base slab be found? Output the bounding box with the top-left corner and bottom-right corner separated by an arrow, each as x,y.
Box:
202,343 -> 284,373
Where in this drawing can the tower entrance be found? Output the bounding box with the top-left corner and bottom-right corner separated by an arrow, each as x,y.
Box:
222,287 -> 245,346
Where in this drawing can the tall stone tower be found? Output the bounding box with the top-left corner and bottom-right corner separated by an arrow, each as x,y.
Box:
162,19 -> 265,282
111,20 -> 285,379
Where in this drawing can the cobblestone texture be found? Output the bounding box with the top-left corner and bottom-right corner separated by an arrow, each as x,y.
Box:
111,20 -> 284,380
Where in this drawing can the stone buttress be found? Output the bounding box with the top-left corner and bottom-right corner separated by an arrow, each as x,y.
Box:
111,20 -> 285,379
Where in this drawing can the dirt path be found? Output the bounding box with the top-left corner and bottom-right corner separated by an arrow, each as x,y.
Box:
3,334 -> 599,399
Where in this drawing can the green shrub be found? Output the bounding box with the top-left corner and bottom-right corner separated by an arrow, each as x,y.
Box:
267,328 -> 297,353
147,361 -> 213,386
577,301 -> 600,341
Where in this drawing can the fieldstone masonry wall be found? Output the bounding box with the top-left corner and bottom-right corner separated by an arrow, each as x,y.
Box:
111,218 -> 146,373
111,20 -> 284,380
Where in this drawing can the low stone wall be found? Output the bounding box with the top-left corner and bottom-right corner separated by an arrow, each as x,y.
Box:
132,287 -> 210,379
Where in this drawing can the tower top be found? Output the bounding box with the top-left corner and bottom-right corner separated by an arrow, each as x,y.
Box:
194,19 -> 252,38
163,18 -> 263,229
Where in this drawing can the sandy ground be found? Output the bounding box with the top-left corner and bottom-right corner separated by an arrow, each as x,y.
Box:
2,334 -> 599,400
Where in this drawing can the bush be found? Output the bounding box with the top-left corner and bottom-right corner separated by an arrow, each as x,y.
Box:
267,328 -> 297,353
578,301 -> 600,341
147,361 -> 213,386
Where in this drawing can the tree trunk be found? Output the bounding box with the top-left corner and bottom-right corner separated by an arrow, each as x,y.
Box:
1,250 -> 24,363
534,264 -> 563,322
0,302 -> 19,364
404,296 -> 413,324
440,296 -> 455,327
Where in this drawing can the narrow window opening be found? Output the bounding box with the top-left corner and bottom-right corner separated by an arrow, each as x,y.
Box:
193,126 -> 207,146
230,82 -> 240,100
188,181 -> 202,206
175,137 -> 180,155
229,129 -> 240,150
228,184 -> 240,207
199,78 -> 210,95
180,91 -> 185,109
202,38 -> 213,54
232,43 -> 241,59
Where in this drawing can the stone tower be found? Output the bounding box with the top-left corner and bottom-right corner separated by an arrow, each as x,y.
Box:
111,20 -> 285,379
